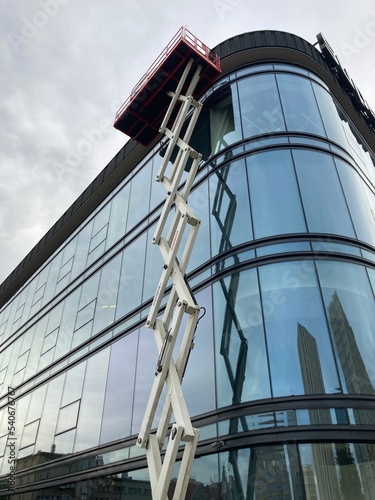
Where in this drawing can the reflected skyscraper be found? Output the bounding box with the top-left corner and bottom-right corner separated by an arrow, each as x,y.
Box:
297,323 -> 340,500
328,291 -> 375,396
328,292 -> 375,499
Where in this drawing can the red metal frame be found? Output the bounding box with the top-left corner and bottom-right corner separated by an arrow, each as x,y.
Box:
115,27 -> 220,123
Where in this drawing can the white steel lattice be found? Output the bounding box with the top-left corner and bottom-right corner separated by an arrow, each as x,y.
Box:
136,58 -> 204,500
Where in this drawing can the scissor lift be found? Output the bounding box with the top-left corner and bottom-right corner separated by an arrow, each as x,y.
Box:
114,27 -> 220,499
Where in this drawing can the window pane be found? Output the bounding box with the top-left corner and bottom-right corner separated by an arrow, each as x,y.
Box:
53,429 -> 75,455
218,444 -> 304,498
93,254 -> 122,334
106,182 -> 130,248
312,82 -> 349,147
100,333 -> 138,444
35,375 -> 64,453
238,74 -> 286,138
247,150 -> 306,238
143,223 -> 164,302
317,261 -> 375,396
126,167 -> 152,231
74,348 -> 110,451
20,419 -> 39,449
75,299 -> 96,331
150,156 -> 166,210
71,220 -> 93,280
131,325 -> 163,435
115,234 -> 147,320
299,442 -> 375,499
294,150 -> 355,237
182,287 -> 216,415
336,159 -> 375,246
213,268 -> 271,408
299,442 -> 341,498
259,261 -> 340,397
210,158 -> 252,256
61,361 -> 86,406
186,181 -> 210,272
277,73 -> 325,135
210,84 -> 242,153
56,400 -> 80,434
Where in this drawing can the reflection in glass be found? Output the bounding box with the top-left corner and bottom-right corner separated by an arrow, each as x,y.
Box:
0,394 -> 30,475
70,220 -> 93,280
20,419 -> 39,449
259,261 -> 340,397
143,223 -> 165,302
210,158 -> 252,257
293,149 -> 356,237
312,82 -> 349,147
56,400 -> 80,435
247,150 -> 306,239
238,74 -> 286,138
60,361 -> 86,407
299,441 -> 375,500
74,348 -> 110,452
336,159 -> 375,246
53,429 -> 75,455
317,261 -> 375,396
210,84 -> 242,153
219,445 -> 303,499
93,253 -> 122,334
6,441 -> 375,499
35,375 -> 64,455
257,241 -> 310,257
115,233 -> 147,320
54,289 -> 80,360
100,333 -> 138,444
126,166 -> 152,231
185,181 -> 211,273
131,326 -> 161,435
213,268 -> 271,410
106,182 -> 130,249
277,73 -> 325,135
182,287 -> 215,415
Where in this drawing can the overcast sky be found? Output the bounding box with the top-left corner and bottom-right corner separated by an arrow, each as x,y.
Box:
0,0 -> 374,285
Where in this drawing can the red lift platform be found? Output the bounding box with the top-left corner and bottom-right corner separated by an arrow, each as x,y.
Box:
113,27 -> 221,146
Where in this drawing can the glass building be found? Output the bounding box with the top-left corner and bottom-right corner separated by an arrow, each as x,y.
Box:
1,30 -> 375,499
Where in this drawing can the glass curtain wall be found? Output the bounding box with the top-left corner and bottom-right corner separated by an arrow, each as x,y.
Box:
0,62 -> 375,498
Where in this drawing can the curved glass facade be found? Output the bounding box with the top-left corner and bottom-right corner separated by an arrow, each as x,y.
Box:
0,38 -> 375,499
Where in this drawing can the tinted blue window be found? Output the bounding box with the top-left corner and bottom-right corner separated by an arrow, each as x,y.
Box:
293,150 -> 355,237
259,261 -> 340,397
210,84 -> 242,153
213,268 -> 271,407
182,287 -> 216,415
209,159 -> 252,255
247,150 -> 306,238
74,348 -> 110,452
115,233 -> 147,321
100,333 -> 138,443
336,159 -> 375,246
126,167 -> 152,231
238,74 -> 286,138
312,82 -> 348,147
317,261 -> 375,395
277,73 -> 325,135
93,254 -> 122,334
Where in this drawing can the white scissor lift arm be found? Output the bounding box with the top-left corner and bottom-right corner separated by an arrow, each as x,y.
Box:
136,58 -> 204,500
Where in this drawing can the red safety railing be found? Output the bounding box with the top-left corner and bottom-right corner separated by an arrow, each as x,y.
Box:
115,27 -> 220,120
